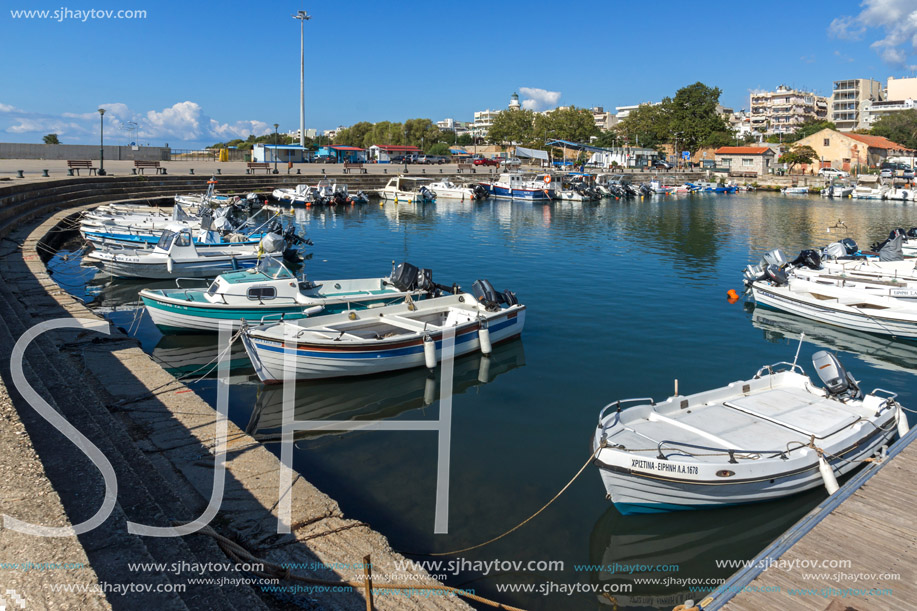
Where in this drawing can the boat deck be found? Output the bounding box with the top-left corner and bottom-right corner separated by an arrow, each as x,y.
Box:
608,386 -> 868,462
709,427 -> 917,610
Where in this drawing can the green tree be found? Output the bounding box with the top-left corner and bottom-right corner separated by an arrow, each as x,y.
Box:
43,133 -> 60,144
456,133 -> 473,146
613,103 -> 671,148
668,82 -> 731,151
487,109 -> 537,145
334,121 -> 373,147
778,145 -> 818,171
870,109 -> 917,149
427,142 -> 451,155
541,107 -> 598,144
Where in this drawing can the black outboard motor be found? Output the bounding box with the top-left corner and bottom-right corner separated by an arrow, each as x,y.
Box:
416,268 -> 434,292
472,279 -> 502,311
790,249 -> 822,270
764,265 -> 788,286
907,227 -> 917,239
841,237 -> 859,255
812,350 -> 862,401
390,261 -> 420,291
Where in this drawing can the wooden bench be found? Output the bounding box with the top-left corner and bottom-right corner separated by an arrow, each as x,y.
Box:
133,160 -> 165,175
457,163 -> 474,173
343,162 -> 366,174
247,162 -> 272,174
67,160 -> 97,176
729,171 -> 758,178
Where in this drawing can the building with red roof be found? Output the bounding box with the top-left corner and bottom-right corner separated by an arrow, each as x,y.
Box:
794,128 -> 914,172
714,146 -> 776,176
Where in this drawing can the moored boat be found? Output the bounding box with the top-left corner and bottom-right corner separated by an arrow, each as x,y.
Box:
379,176 -> 436,202
241,280 -> 525,382
480,172 -> 555,200
592,352 -> 907,514
140,260 -> 449,332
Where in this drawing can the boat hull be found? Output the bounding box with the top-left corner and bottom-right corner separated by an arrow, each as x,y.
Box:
242,308 -> 525,382
84,254 -> 261,279
596,424 -> 892,514
487,185 -> 553,200
752,283 -> 917,339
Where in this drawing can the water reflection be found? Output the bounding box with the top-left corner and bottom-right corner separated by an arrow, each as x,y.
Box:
587,492 -> 818,609
151,333 -> 251,379
751,304 -> 917,375
245,339 -> 526,443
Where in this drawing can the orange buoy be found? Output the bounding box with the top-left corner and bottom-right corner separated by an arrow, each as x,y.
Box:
727,289 -> 740,303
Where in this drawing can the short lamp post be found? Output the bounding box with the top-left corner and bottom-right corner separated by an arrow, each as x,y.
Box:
273,123 -> 279,174
98,108 -> 106,176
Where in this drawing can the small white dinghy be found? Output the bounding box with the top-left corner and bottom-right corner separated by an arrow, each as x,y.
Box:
241,280 -> 524,382
593,351 -> 907,514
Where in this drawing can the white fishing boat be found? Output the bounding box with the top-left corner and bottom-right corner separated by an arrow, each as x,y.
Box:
272,184 -> 315,206
749,264 -> 917,338
821,184 -> 854,198
84,228 -> 275,279
241,280 -> 524,382
378,176 -> 436,202
140,260 -> 444,332
781,186 -> 809,195
851,184 -> 888,199
426,179 -> 487,201
885,187 -> 914,201
649,179 -> 675,195
174,179 -> 236,207
592,351 -> 907,514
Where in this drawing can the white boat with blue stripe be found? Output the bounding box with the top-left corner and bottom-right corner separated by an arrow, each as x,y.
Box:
139,260 -> 441,333
592,352 -> 907,515
241,280 -> 525,382
481,172 -> 556,200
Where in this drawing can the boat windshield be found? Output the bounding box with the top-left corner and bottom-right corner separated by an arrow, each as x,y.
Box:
155,231 -> 176,251
257,257 -> 294,280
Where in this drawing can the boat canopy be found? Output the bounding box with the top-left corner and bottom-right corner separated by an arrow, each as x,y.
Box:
515,146 -> 549,161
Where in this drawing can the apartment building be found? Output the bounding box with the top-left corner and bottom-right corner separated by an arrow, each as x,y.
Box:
749,85 -> 828,135
830,79 -> 883,131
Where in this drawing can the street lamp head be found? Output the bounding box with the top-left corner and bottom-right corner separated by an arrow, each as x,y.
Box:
292,10 -> 311,20
274,123 -> 279,130
98,108 -> 105,116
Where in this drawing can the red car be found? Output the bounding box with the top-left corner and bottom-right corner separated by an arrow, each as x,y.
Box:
473,157 -> 500,167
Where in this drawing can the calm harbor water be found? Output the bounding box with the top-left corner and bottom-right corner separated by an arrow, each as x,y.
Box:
50,193 -> 917,610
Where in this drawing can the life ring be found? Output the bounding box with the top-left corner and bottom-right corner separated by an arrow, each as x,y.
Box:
544,175 -> 552,184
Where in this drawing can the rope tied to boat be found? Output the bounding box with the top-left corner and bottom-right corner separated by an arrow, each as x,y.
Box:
403,441 -> 607,558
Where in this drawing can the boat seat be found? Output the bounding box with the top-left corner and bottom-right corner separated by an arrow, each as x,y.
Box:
724,388 -> 860,439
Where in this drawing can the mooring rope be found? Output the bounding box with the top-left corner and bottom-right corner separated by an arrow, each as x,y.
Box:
405,443 -> 605,558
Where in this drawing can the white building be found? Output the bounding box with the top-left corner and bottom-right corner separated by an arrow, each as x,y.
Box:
861,98 -> 917,128
830,79 -> 883,131
286,127 -> 317,140
588,146 -> 660,169
614,102 -> 659,122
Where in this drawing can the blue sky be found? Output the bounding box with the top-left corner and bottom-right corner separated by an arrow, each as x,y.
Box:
2,0 -> 916,147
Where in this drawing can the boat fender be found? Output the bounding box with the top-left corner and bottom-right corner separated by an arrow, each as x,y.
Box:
478,318 -> 492,356
302,305 -> 323,317
477,352 -> 491,384
897,403 -> 910,437
423,334 -> 437,370
818,454 -> 840,495
166,258 -> 173,273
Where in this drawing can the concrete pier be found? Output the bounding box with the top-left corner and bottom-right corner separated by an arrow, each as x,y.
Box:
0,177 -> 474,609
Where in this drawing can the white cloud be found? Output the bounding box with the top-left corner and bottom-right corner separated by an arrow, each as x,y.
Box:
830,0 -> 917,67
518,87 -> 562,111
0,101 -> 272,144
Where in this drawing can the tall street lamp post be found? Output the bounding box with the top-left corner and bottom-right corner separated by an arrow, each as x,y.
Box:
273,123 -> 279,174
98,108 -> 106,176
293,10 -> 311,149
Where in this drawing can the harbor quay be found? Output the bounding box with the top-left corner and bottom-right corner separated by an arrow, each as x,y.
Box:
0,175 -> 477,610
1,172 -> 916,611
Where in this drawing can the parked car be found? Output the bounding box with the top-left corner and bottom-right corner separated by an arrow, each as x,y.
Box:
653,160 -> 673,170
500,157 -> 522,168
313,155 -> 337,164
818,168 -> 850,178
880,168 -> 894,179
473,156 -> 500,167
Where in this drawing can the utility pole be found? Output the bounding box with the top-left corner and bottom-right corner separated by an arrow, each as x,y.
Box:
98,108 -> 106,176
293,10 -> 311,149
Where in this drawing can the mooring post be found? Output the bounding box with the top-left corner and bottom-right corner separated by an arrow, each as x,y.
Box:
363,554 -> 373,611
